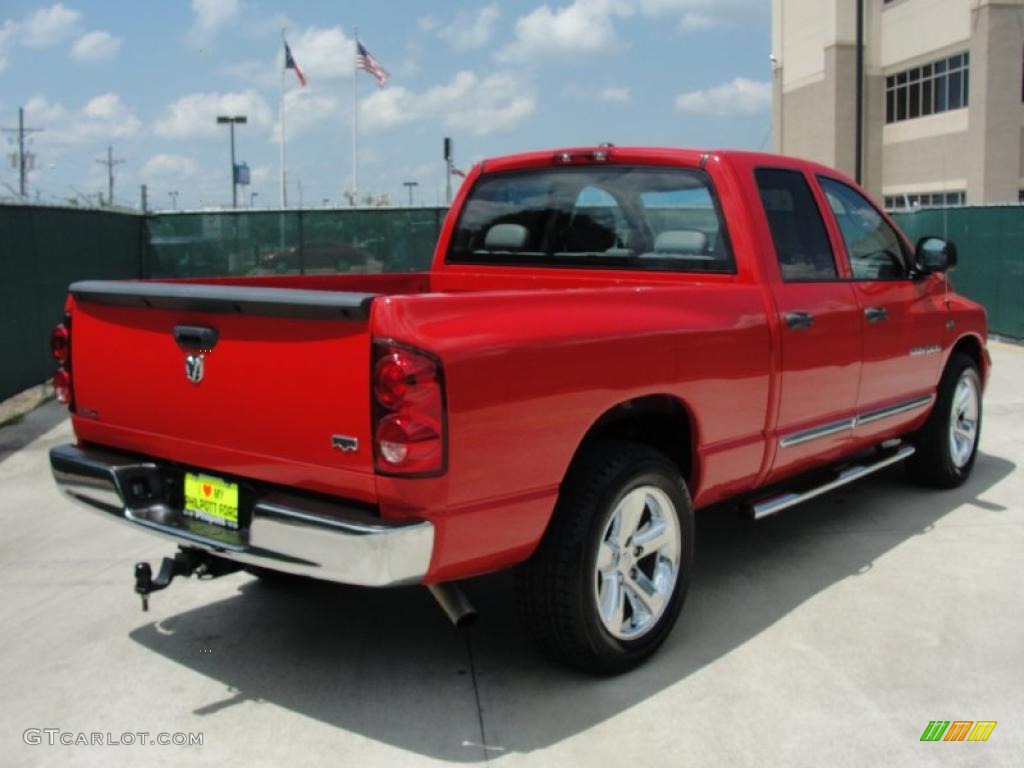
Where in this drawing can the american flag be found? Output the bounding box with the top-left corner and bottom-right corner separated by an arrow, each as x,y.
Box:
284,41 -> 307,86
356,41 -> 389,87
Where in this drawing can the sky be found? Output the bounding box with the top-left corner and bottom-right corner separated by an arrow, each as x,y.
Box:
0,0 -> 772,210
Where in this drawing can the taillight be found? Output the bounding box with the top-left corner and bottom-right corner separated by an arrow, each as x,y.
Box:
372,341 -> 446,476
51,317 -> 73,408
51,323 -> 69,363
53,367 -> 71,405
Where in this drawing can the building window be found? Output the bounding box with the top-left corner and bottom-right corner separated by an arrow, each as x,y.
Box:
886,52 -> 969,123
884,191 -> 966,210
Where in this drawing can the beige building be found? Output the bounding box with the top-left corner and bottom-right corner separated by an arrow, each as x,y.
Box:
771,0 -> 1024,208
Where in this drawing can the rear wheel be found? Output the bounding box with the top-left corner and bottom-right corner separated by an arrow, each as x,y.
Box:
515,441 -> 694,674
907,352 -> 982,488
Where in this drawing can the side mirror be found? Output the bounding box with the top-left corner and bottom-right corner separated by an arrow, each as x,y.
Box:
914,236 -> 957,274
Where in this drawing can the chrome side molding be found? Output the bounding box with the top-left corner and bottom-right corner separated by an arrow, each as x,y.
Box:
854,395 -> 933,426
779,417 -> 855,448
779,395 -> 933,448
749,444 -> 916,520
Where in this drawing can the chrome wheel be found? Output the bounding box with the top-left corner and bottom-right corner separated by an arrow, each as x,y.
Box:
949,371 -> 980,468
593,486 -> 681,641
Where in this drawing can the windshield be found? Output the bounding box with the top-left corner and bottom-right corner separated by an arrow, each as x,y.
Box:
446,166 -> 734,273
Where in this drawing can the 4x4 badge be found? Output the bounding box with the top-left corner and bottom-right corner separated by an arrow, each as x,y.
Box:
185,354 -> 205,385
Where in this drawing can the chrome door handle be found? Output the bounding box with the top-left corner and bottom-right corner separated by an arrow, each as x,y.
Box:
784,311 -> 814,330
864,306 -> 889,323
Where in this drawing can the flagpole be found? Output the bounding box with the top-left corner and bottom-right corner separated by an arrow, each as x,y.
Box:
280,29 -> 288,209
352,27 -> 359,205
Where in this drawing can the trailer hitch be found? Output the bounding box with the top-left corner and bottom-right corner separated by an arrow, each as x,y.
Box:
134,548 -> 239,611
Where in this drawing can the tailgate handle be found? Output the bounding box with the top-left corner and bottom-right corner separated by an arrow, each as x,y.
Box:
173,325 -> 219,352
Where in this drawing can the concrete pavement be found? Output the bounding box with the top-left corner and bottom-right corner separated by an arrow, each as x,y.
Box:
1,343 -> 1022,767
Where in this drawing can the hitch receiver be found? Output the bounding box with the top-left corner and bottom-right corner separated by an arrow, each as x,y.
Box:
134,548 -> 239,611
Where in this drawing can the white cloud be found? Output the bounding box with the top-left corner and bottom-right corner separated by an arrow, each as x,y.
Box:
417,16 -> 439,32
674,77 -> 771,116
361,70 -> 535,137
22,3 -> 80,48
190,0 -> 241,39
289,25 -> 356,80
599,86 -> 630,102
677,13 -> 716,31
24,92 -> 141,145
141,154 -> 198,179
637,0 -> 766,31
250,164 -> 271,185
231,25 -> 357,88
153,90 -> 273,139
439,5 -> 500,50
70,30 -> 122,60
0,20 -> 15,72
497,0 -> 633,62
273,87 -> 343,142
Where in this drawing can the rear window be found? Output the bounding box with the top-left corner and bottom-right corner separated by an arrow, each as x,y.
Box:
446,166 -> 734,272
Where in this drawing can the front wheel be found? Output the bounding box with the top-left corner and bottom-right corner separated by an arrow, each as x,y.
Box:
907,352 -> 982,488
515,441 -> 694,674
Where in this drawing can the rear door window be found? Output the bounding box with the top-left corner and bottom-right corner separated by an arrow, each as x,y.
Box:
446,166 -> 734,273
755,168 -> 838,281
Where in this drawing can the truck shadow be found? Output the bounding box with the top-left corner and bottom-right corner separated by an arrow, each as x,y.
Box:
129,452 -> 1014,761
0,400 -> 67,467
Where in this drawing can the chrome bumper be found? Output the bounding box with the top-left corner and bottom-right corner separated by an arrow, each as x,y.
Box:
49,443 -> 433,587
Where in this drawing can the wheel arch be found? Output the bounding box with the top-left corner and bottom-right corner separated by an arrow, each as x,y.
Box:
565,394 -> 699,496
948,333 -> 988,385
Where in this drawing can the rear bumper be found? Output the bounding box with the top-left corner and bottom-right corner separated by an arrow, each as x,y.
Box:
49,443 -> 433,587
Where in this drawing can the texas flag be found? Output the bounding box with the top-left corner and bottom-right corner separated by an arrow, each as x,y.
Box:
284,41 -> 307,86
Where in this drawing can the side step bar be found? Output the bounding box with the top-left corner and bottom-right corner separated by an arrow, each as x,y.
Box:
749,444 -> 916,520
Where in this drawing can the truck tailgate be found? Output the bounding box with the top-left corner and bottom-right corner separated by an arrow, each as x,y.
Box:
67,281 -> 378,498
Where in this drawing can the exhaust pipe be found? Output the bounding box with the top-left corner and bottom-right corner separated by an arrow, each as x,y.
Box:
427,583 -> 477,628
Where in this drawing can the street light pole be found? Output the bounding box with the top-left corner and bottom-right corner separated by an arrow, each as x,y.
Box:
169,190 -> 179,210
403,180 -> 419,207
216,115 -> 247,209
251,191 -> 259,208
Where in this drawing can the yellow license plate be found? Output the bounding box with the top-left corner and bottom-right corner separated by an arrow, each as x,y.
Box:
183,473 -> 239,529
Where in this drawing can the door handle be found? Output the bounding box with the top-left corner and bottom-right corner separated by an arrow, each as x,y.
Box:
864,306 -> 889,323
173,325 -> 219,351
784,311 -> 814,330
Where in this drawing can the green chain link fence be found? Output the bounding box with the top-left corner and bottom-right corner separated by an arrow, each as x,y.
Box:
0,205 -> 143,403
892,206 -> 1024,340
2,203 -> 1021,403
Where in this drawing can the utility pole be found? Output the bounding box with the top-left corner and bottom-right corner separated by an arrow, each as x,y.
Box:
403,180 -> 418,207
2,107 -> 44,198
168,190 -> 179,210
443,137 -> 453,204
216,115 -> 247,208
96,145 -> 125,206
854,0 -> 864,184
140,184 -> 148,213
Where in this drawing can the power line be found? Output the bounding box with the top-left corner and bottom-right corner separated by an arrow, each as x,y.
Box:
96,145 -> 125,206
1,107 -> 44,198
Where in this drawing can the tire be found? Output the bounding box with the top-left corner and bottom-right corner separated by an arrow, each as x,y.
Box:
515,441 -> 695,674
907,352 -> 982,488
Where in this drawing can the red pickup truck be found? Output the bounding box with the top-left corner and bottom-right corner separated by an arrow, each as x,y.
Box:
49,147 -> 988,672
